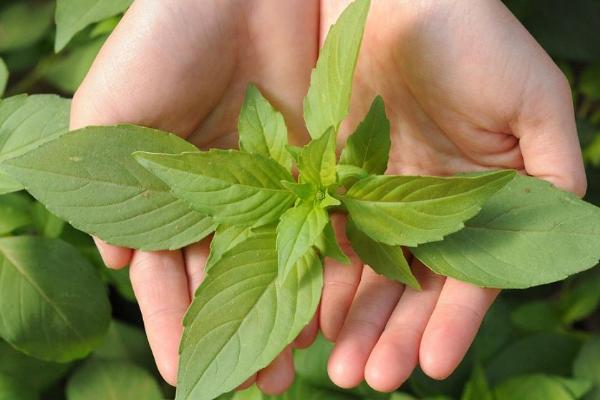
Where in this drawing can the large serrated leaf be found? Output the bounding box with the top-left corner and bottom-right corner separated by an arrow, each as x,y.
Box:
238,84 -> 292,171
277,202 -> 329,278
0,237 -> 111,362
304,0 -> 370,138
177,228 -> 323,400
346,218 -> 419,289
135,149 -> 295,227
339,96 -> 390,175
55,0 -> 132,52
3,125 -> 215,250
342,170 -> 516,246
413,176 -> 600,288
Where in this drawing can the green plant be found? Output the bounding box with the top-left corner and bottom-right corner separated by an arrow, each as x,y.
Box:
1,0 -> 600,400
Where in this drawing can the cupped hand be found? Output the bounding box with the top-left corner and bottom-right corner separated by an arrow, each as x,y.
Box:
72,0 -> 320,392
319,0 -> 586,392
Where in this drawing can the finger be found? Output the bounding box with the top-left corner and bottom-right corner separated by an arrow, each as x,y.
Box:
516,72 -> 587,196
129,250 -> 190,386
236,375 -> 257,392
183,237 -> 211,295
320,214 -> 363,341
256,347 -> 295,395
328,267 -> 404,389
364,261 -> 445,392
419,279 -> 499,380
294,309 -> 320,349
93,237 -> 132,269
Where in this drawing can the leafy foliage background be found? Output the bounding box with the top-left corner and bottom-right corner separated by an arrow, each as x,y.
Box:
0,0 -> 599,399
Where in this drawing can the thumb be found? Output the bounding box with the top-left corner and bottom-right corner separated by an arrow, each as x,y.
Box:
516,75 -> 587,197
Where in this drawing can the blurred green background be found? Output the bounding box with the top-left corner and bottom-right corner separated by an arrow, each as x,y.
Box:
0,0 -> 599,399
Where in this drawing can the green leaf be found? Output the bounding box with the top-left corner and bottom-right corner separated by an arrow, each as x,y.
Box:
0,376 -> 38,400
93,321 -> 154,370
343,170 -> 515,246
584,135 -> 600,167
32,202 -> 65,238
471,299 -> 513,363
0,193 -> 33,235
135,149 -> 295,227
45,36 -> 106,94
0,59 -> 7,98
276,379 -> 358,400
0,95 -> 70,163
3,125 -> 216,250
581,63 -> 600,101
281,181 -> 317,202
177,227 -> 323,400
205,224 -> 254,272
486,333 -> 581,385
390,395 -> 418,400
66,359 -> 163,400
511,301 -> 562,333
285,145 -> 302,164
276,202 -> 329,277
319,191 -> 341,208
410,364 -> 472,399
0,171 -> 23,195
294,335 -> 335,389
559,377 -> 595,400
494,375 -> 591,400
303,0 -> 370,138
298,128 -> 337,187
0,2 -> 54,52
0,101 -> 67,197
90,16 -> 121,38
294,334 -> 388,400
336,164 -> 369,189
0,340 -> 70,391
238,84 -> 292,171
315,222 -> 350,264
0,237 -> 111,362
413,175 -> 600,288
559,269 -> 600,324
339,96 -> 390,175
55,0 -> 132,52
231,380 -> 357,400
461,366 -> 493,400
573,337 -> 600,400
346,218 -> 419,289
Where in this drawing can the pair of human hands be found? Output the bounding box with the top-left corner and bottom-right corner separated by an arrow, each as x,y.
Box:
71,0 -> 586,395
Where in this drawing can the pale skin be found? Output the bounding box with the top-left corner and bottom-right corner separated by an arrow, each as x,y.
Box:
72,0 -> 586,395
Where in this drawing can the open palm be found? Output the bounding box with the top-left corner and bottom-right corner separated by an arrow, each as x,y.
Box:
72,0 -> 319,392
319,0 -> 586,392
